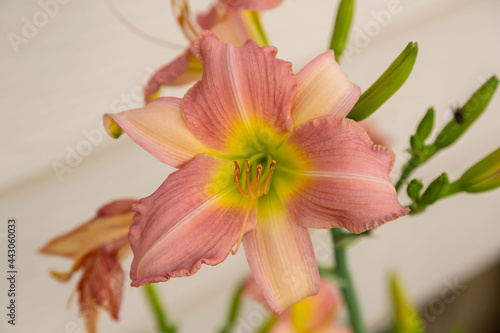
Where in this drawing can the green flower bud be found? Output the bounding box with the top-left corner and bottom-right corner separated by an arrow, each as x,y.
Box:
434,75 -> 498,149
389,272 -> 424,333
347,42 -> 418,121
410,135 -> 423,151
421,173 -> 450,205
414,107 -> 435,142
406,179 -> 423,200
329,0 -> 355,62
458,147 -> 500,193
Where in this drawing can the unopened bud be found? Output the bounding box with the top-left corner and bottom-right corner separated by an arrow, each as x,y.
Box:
421,173 -> 450,205
458,147 -> 500,193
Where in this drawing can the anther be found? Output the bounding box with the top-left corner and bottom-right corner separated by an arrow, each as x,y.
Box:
233,161 -> 248,197
253,165 -> 263,196
263,160 -> 276,194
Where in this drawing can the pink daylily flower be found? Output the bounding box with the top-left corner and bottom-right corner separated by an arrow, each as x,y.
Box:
244,277 -> 352,333
144,0 -> 282,102
40,199 -> 136,333
103,32 -> 409,313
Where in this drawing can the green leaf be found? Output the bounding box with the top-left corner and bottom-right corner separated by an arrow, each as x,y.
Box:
434,75 -> 498,148
329,0 -> 355,62
458,147 -> 500,193
347,42 -> 418,121
414,107 -> 435,142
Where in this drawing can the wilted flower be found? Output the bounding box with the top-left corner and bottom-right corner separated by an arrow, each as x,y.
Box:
40,199 -> 136,333
104,32 -> 408,312
145,0 -> 282,102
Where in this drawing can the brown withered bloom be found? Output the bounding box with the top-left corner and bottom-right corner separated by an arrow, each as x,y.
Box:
40,199 -> 136,333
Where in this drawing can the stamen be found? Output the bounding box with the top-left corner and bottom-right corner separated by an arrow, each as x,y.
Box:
233,161 -> 248,197
171,0 -> 201,42
231,205 -> 252,255
245,160 -> 256,198
252,165 -> 263,191
263,160 -> 276,194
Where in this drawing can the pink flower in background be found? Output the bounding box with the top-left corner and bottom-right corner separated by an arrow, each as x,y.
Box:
144,0 -> 283,102
40,199 -> 136,333
244,277 -> 352,333
104,32 -> 408,312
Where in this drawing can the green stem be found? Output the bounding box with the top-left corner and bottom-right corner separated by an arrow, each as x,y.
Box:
330,228 -> 367,333
219,282 -> 245,333
395,144 -> 440,192
143,284 -> 177,333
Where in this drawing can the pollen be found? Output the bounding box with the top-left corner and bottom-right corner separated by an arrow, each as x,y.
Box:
233,159 -> 276,198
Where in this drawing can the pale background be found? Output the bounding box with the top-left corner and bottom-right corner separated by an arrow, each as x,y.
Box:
1,0 -> 500,332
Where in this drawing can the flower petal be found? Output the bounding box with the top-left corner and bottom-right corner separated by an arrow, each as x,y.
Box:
103,97 -> 208,168
243,191 -> 319,313
219,0 -> 284,11
182,32 -> 297,153
129,154 -> 257,286
78,247 -> 125,333
292,50 -> 360,128
210,11 -> 253,46
144,49 -> 203,103
284,116 -> 409,233
291,281 -> 343,331
39,199 -> 134,281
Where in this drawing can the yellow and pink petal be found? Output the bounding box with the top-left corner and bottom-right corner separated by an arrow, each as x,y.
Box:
103,97 -> 208,169
182,32 -> 297,154
243,191 -> 320,313
144,49 -> 203,103
291,50 -> 360,128
129,154 -> 257,286
40,199 -> 135,280
283,116 -> 409,234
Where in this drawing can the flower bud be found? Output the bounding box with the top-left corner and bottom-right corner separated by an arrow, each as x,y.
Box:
347,42 -> 418,121
414,107 -> 434,142
389,272 -> 424,333
420,173 -> 450,205
406,179 -> 423,201
458,148 -> 500,193
434,75 -> 498,149
329,0 -> 355,62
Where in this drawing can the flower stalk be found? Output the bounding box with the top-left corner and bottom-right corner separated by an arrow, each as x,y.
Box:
143,284 -> 177,333
330,228 -> 367,333
218,282 -> 245,333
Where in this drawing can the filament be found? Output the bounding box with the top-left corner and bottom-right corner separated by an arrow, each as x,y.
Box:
232,205 -> 252,255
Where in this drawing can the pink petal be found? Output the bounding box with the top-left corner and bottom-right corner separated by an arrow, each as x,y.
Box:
290,280 -> 343,331
210,11 -> 252,46
292,50 -> 360,128
182,32 -> 297,153
103,97 -> 208,168
144,49 -> 203,103
284,116 -> 409,234
129,154 -> 257,286
243,193 -> 319,314
219,0 -> 284,11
